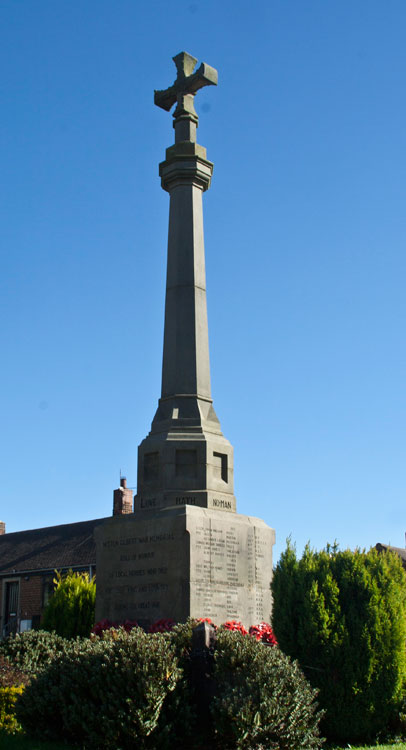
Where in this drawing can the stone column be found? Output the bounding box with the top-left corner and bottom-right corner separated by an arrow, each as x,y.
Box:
135,53 -> 236,514
160,144 -> 212,404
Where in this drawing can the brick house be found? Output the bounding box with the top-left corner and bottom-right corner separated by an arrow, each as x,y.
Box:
375,543 -> 406,570
0,479 -> 133,638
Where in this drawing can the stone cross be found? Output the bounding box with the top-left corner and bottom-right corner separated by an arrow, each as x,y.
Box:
136,51 -> 236,515
154,52 -> 218,142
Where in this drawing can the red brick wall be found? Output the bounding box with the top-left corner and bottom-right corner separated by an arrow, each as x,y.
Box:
1,567 -> 97,637
19,575 -> 44,621
1,574 -> 45,633
1,567 -> 96,636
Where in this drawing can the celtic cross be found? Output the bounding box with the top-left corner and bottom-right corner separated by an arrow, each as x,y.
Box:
154,52 -> 217,142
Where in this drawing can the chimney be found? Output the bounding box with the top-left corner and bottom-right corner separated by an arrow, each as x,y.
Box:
113,477 -> 133,516
0,521 -> 5,535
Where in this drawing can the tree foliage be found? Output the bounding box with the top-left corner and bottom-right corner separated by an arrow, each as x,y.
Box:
41,570 -> 95,639
271,541 -> 406,743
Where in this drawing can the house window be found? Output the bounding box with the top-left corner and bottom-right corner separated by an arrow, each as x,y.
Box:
42,577 -> 56,608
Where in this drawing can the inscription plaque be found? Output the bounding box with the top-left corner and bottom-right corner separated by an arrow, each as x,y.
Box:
95,506 -> 275,628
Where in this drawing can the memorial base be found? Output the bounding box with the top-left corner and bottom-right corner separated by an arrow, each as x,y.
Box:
95,506 -> 275,629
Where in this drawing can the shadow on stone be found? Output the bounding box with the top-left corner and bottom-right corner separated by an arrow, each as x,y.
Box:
188,621 -> 217,747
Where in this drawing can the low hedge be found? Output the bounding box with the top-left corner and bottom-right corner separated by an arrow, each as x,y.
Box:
0,630 -> 73,676
15,622 -> 323,749
16,628 -> 182,749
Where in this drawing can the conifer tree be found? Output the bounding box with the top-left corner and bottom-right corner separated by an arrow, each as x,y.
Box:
42,570 -> 95,638
272,542 -> 406,742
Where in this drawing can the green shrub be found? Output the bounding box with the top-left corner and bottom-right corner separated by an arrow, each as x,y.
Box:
211,629 -> 323,749
15,621 -> 324,749
159,619 -> 203,747
272,542 -> 406,743
0,630 -> 72,676
16,627 -> 182,749
166,619 -> 323,748
0,685 -> 24,734
0,656 -> 30,688
41,570 -> 95,638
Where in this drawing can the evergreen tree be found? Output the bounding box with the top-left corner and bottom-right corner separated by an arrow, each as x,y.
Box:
42,570 -> 95,639
272,541 -> 406,742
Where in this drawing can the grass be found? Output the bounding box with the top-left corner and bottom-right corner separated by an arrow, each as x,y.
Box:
1,735 -> 406,750
0,734 -> 74,750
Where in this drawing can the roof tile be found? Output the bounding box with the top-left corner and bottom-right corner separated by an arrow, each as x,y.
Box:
0,518 -> 108,574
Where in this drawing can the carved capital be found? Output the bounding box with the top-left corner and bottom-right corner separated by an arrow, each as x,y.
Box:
159,152 -> 213,193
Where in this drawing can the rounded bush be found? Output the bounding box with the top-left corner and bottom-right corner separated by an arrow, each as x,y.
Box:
211,629 -> 324,749
16,628 -> 182,749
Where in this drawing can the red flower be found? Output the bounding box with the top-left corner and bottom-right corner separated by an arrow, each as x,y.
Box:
91,618 -> 138,636
249,622 -> 278,646
91,619 -> 115,636
122,619 -> 139,633
222,620 -> 248,635
148,618 -> 176,633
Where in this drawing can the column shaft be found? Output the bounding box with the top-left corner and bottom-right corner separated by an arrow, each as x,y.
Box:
162,183 -> 211,400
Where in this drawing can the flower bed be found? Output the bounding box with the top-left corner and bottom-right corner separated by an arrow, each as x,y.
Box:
91,616 -> 278,645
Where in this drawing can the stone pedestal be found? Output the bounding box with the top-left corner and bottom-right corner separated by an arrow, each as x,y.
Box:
95,506 -> 275,629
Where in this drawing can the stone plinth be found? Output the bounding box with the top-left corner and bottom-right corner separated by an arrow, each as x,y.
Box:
95,506 -> 275,629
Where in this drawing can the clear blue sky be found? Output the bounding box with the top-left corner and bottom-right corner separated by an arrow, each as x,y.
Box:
1,0 -> 405,561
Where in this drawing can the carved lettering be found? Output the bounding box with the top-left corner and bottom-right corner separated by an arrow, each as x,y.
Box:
135,600 -> 160,610
212,498 -> 232,509
98,513 -> 273,630
149,533 -> 174,542
175,496 -> 197,505
125,583 -> 169,594
141,498 -> 156,508
103,532 -> 175,548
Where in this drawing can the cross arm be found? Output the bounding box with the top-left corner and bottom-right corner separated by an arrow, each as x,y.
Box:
154,86 -> 178,112
188,62 -> 218,94
154,55 -> 218,113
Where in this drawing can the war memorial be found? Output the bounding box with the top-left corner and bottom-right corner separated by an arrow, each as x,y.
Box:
95,53 -> 276,628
